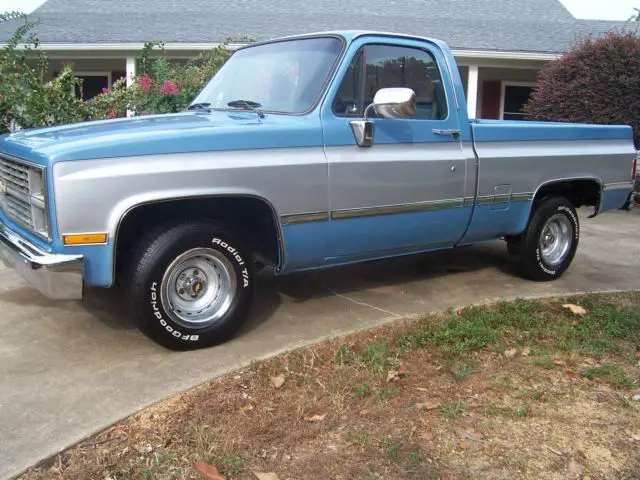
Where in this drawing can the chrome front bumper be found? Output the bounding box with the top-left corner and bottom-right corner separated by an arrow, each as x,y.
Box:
0,222 -> 83,300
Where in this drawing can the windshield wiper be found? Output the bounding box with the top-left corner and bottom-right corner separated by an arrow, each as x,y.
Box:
187,102 -> 211,111
227,100 -> 265,118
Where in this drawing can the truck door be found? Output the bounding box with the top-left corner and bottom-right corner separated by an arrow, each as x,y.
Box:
321,37 -> 473,262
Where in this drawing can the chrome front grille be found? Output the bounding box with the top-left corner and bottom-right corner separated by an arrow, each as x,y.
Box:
0,155 -> 49,239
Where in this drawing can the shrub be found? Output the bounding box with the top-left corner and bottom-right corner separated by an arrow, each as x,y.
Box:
88,41 -> 232,120
525,31 -> 640,148
0,12 -> 90,133
1,15 -> 236,129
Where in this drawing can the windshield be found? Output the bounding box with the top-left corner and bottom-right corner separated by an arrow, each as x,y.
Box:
191,37 -> 343,115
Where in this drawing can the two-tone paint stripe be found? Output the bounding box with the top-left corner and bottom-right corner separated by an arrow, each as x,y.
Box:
282,192 -> 535,225
281,181 -> 632,225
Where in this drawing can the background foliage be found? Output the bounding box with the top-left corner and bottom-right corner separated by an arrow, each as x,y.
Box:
0,14 -> 233,133
525,31 -> 640,148
0,12 -> 88,132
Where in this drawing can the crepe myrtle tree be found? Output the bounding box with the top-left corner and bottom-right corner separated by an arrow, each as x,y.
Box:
89,39 -> 239,119
0,12 -> 89,133
525,31 -> 640,149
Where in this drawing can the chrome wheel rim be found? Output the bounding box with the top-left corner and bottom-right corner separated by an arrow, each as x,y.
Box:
539,214 -> 572,266
160,248 -> 237,329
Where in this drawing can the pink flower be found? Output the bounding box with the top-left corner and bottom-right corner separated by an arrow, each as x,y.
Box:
159,80 -> 180,96
107,110 -> 117,120
139,75 -> 152,93
101,87 -> 109,94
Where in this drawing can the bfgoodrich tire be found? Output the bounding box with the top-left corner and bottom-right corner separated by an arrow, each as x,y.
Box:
507,196 -> 579,282
126,222 -> 253,350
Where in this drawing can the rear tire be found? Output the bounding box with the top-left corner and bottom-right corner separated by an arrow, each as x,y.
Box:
507,196 -> 579,281
126,222 -> 253,350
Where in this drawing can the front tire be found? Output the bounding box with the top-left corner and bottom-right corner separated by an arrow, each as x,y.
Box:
507,196 -> 579,281
126,222 -> 253,350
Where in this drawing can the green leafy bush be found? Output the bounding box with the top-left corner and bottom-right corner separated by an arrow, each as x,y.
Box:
1,14 -> 236,131
525,31 -> 640,148
0,12 -> 89,132
88,41 -> 231,120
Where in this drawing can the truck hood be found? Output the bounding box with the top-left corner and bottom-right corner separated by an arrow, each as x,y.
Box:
0,110 -> 321,165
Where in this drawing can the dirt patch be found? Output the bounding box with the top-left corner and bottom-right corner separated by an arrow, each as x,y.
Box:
21,293 -> 640,480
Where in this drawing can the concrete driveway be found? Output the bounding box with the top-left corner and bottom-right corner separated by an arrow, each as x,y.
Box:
1,208 -> 638,479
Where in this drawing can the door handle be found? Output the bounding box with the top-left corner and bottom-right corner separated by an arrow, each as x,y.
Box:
433,128 -> 461,138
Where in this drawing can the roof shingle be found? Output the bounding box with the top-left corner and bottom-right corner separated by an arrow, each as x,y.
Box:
0,0 -> 637,53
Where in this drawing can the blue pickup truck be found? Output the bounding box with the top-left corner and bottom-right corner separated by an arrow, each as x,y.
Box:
0,31 -> 636,349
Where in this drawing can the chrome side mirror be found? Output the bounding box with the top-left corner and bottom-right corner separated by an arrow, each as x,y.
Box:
349,87 -> 417,147
371,87 -> 416,119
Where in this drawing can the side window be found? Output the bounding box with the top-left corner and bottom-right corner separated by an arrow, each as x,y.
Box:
332,51 -> 363,116
332,44 -> 448,120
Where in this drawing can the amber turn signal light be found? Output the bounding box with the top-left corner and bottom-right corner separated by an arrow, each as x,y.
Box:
63,233 -> 108,245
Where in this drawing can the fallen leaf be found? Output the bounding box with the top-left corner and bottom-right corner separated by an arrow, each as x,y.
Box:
194,460 -> 226,480
359,410 -> 368,416
521,347 -> 531,356
387,370 -> 401,382
504,348 -> 517,358
630,433 -> 640,441
270,375 -> 285,389
415,402 -> 440,411
416,387 -> 429,392
553,360 -> 564,366
459,439 -> 468,449
304,413 -> 327,422
455,428 -> 487,443
254,473 -> 280,480
240,404 -> 254,414
563,303 -> 587,316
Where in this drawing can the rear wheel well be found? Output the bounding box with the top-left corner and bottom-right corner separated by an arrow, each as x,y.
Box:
115,196 -> 282,283
533,179 -> 601,211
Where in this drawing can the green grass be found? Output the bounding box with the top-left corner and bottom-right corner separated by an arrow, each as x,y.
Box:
531,358 -> 556,369
482,404 -> 530,419
335,343 -> 357,366
220,455 -> 245,478
580,363 -> 636,388
441,400 -> 465,420
360,340 -> 390,374
380,436 -> 402,461
394,295 -> 640,362
352,384 -> 372,399
451,363 -> 479,380
375,387 -> 397,400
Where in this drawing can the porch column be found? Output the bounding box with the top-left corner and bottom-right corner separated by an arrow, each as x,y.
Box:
125,56 -> 136,117
466,64 -> 479,119
125,56 -> 136,87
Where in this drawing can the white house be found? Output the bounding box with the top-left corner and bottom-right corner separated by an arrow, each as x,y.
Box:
0,0 -> 636,120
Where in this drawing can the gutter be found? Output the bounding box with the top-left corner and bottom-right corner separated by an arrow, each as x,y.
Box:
0,42 -> 563,61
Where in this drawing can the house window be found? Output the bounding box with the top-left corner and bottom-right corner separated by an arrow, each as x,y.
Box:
74,72 -> 112,100
500,82 -> 535,120
332,44 -> 448,120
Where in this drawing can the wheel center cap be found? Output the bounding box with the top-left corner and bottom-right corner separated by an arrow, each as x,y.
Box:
176,269 -> 208,301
